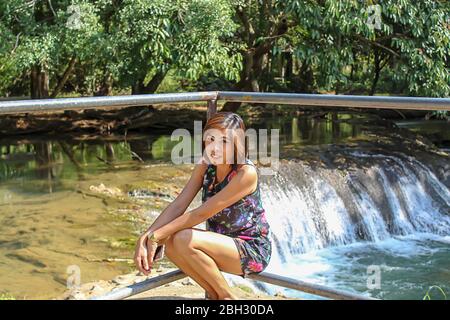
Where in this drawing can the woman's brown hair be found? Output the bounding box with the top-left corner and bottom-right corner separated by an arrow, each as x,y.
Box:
202,112 -> 249,169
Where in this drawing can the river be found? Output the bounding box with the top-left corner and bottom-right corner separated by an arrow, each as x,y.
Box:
0,111 -> 449,299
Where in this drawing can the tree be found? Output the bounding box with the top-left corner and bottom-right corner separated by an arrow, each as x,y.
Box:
0,0 -> 448,110
113,0 -> 241,94
0,0 -> 102,98
0,0 -> 241,98
223,0 -> 449,111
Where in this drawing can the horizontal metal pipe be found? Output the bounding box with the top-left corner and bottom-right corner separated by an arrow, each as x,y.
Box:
1,91 -> 449,115
90,269 -> 187,300
218,91 -> 450,111
90,269 -> 376,300
247,272 -> 378,300
0,92 -> 218,115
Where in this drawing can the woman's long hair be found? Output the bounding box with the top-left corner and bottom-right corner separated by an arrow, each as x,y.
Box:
202,112 -> 249,170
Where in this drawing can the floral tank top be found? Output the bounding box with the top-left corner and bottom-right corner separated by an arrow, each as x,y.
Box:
201,158 -> 271,241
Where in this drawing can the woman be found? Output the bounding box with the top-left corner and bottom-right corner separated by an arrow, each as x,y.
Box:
134,112 -> 272,300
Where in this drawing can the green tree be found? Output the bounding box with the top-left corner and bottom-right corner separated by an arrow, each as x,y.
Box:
0,0 -> 241,97
113,0 -> 241,94
0,0 -> 102,98
0,0 -> 448,109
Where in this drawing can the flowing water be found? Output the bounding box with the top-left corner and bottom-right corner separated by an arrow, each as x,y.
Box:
0,111 -> 449,299
235,150 -> 449,300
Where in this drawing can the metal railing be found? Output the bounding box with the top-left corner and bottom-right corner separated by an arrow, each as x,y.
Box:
90,269 -> 378,300
2,91 -> 447,300
0,91 -> 449,117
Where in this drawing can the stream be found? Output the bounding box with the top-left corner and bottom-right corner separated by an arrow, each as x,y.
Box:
0,111 -> 449,299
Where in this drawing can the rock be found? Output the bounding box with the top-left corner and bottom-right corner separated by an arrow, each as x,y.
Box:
89,284 -> 107,296
67,290 -> 86,300
182,278 -> 194,286
89,183 -> 124,197
112,274 -> 134,285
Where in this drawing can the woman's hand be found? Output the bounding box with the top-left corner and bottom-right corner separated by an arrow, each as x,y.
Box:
134,233 -> 158,275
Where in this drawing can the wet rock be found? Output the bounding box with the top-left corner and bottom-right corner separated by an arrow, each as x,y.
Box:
89,183 -> 124,198
127,189 -> 173,201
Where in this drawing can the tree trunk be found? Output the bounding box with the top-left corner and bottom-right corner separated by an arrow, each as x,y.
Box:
285,51 -> 293,82
370,50 -> 381,96
221,13 -> 290,113
221,49 -> 266,112
132,70 -> 168,95
94,72 -> 113,96
30,65 -> 49,99
296,61 -> 315,93
51,56 -> 77,98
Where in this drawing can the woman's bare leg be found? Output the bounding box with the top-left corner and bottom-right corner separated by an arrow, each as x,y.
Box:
164,235 -> 220,299
171,228 -> 244,300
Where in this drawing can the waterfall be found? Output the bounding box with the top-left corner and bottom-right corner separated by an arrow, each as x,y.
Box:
261,151 -> 450,263
225,150 -> 450,293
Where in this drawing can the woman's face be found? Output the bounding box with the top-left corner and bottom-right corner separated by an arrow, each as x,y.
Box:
203,128 -> 235,165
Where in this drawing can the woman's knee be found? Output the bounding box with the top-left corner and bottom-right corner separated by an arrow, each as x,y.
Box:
172,229 -> 195,250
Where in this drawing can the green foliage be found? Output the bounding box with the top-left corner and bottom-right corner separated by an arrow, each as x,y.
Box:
0,0 -> 448,99
0,0 -> 240,95
113,0 -> 241,87
282,0 -> 449,96
175,0 -> 240,80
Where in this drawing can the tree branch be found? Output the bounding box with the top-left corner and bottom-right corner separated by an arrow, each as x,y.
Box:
355,34 -> 401,58
51,56 -> 77,98
236,6 -> 255,46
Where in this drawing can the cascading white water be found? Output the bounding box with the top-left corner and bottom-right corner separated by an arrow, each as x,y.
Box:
225,151 -> 450,298
263,152 -> 450,257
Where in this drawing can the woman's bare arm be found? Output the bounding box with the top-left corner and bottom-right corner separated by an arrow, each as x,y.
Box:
151,165 -> 258,240
141,162 -> 208,240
